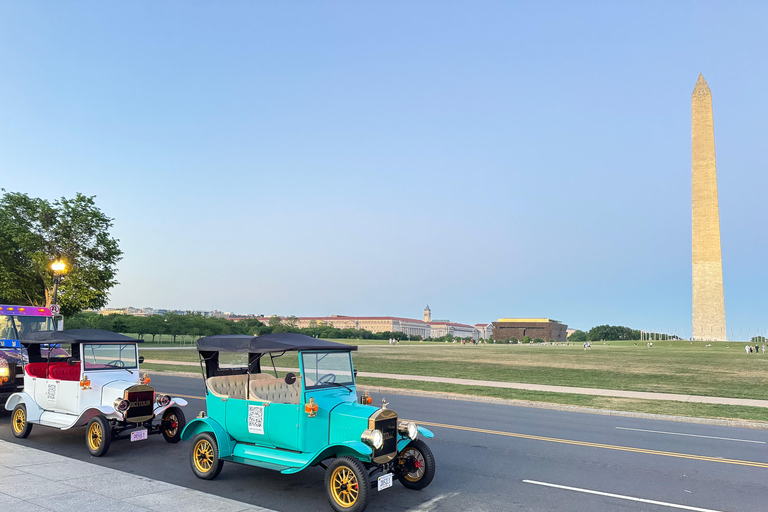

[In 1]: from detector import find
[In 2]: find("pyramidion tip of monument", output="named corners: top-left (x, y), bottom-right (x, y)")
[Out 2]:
top-left (693, 73), bottom-right (710, 94)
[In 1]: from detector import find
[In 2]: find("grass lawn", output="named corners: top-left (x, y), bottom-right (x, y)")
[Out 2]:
top-left (139, 339), bottom-right (768, 422)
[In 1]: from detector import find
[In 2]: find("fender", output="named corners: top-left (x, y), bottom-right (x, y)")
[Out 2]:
top-left (281, 441), bottom-right (373, 474)
top-left (153, 398), bottom-right (188, 417)
top-left (181, 417), bottom-right (236, 458)
top-left (4, 392), bottom-right (44, 422)
top-left (69, 406), bottom-right (116, 429)
top-left (397, 426), bottom-right (434, 452)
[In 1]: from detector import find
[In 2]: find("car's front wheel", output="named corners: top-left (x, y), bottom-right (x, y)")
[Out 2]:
top-left (396, 439), bottom-right (435, 490)
top-left (11, 404), bottom-right (32, 438)
top-left (161, 407), bottom-right (186, 443)
top-left (190, 432), bottom-right (224, 479)
top-left (86, 415), bottom-right (111, 457)
top-left (325, 456), bottom-right (370, 512)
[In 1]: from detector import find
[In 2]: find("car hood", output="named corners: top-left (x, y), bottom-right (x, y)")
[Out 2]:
top-left (328, 401), bottom-right (383, 444)
top-left (101, 379), bottom-right (151, 404)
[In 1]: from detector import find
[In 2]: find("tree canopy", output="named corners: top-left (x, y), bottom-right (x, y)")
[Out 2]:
top-left (0, 191), bottom-right (122, 315)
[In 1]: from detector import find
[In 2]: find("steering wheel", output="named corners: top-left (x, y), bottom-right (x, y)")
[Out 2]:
top-left (105, 360), bottom-right (126, 368)
top-left (317, 373), bottom-right (337, 384)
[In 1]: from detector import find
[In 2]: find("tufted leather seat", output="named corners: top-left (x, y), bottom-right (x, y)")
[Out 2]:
top-left (206, 373), bottom-right (301, 404)
top-left (49, 364), bottom-right (81, 381)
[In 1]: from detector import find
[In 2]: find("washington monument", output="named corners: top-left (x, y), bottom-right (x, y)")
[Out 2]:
top-left (691, 74), bottom-right (726, 341)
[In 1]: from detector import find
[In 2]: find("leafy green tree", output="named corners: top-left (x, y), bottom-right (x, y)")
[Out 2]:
top-left (508, 336), bottom-right (518, 344)
top-left (521, 336), bottom-right (532, 343)
top-left (0, 191), bottom-right (122, 315)
top-left (569, 330), bottom-right (587, 342)
top-left (268, 315), bottom-right (282, 328)
top-left (533, 338), bottom-right (544, 344)
top-left (751, 336), bottom-right (766, 343)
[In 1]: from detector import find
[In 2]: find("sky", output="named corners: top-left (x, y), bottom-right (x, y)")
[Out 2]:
top-left (1, 2), bottom-right (767, 336)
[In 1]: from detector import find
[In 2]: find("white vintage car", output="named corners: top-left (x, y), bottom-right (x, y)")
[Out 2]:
top-left (4, 329), bottom-right (187, 456)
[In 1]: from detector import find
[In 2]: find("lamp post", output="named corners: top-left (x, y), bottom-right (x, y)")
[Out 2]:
top-left (51, 260), bottom-right (66, 328)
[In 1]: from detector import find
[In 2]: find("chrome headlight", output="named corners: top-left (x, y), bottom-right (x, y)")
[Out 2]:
top-left (398, 421), bottom-right (418, 440)
top-left (361, 429), bottom-right (384, 450)
top-left (113, 398), bottom-right (130, 412)
top-left (156, 394), bottom-right (171, 406)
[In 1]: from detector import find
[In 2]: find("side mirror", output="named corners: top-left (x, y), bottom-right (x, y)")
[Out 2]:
top-left (66, 357), bottom-right (80, 366)
top-left (284, 372), bottom-right (296, 385)
top-left (138, 356), bottom-right (145, 364)
top-left (354, 369), bottom-right (358, 378)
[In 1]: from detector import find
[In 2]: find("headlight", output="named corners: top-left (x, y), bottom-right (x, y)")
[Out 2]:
top-left (0, 359), bottom-right (9, 378)
top-left (156, 394), bottom-right (171, 406)
top-left (398, 421), bottom-right (418, 440)
top-left (361, 429), bottom-right (384, 450)
top-left (113, 398), bottom-right (130, 412)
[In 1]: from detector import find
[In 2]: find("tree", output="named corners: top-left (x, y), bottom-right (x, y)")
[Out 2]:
top-left (569, 330), bottom-right (587, 342)
top-left (0, 191), bottom-right (122, 316)
top-left (521, 336), bottom-right (532, 343)
top-left (268, 316), bottom-right (282, 328)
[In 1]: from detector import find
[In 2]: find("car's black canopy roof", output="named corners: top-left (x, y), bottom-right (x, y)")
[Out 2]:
top-left (20, 329), bottom-right (141, 344)
top-left (196, 333), bottom-right (356, 354)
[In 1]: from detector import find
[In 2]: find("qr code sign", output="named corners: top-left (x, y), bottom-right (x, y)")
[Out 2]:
top-left (46, 382), bottom-right (57, 402)
top-left (248, 405), bottom-right (264, 435)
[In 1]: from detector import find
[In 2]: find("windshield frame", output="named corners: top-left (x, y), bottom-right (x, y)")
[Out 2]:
top-left (82, 343), bottom-right (139, 371)
top-left (300, 350), bottom-right (355, 391)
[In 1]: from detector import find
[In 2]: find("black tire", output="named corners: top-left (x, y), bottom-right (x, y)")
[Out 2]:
top-left (190, 432), bottom-right (224, 480)
top-left (325, 456), bottom-right (370, 512)
top-left (396, 439), bottom-right (435, 490)
top-left (11, 403), bottom-right (33, 438)
top-left (86, 415), bottom-right (111, 457)
top-left (161, 407), bottom-right (186, 443)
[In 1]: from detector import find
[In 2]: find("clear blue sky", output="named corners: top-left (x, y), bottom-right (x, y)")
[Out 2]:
top-left (2, 2), bottom-right (767, 337)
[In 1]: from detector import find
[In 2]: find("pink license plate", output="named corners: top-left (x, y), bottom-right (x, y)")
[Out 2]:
top-left (130, 429), bottom-right (148, 442)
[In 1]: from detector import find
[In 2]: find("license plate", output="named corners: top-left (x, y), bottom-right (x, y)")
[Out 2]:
top-left (378, 473), bottom-right (393, 491)
top-left (130, 429), bottom-right (148, 442)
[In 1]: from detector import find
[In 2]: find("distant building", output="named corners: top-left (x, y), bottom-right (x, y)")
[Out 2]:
top-left (475, 323), bottom-right (494, 340)
top-left (492, 318), bottom-right (568, 342)
top-left (293, 315), bottom-right (432, 339)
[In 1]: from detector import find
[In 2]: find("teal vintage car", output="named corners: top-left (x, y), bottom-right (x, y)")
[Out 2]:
top-left (181, 333), bottom-right (435, 512)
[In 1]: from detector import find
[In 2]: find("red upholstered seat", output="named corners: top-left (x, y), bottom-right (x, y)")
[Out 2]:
top-left (49, 364), bottom-right (81, 381)
top-left (25, 362), bottom-right (49, 378)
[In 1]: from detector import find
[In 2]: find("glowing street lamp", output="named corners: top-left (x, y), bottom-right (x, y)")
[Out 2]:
top-left (51, 260), bottom-right (67, 321)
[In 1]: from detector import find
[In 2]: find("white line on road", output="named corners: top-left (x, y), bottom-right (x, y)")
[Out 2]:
top-left (523, 480), bottom-right (725, 512)
top-left (615, 426), bottom-right (766, 444)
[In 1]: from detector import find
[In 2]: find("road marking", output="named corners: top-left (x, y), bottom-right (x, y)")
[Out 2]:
top-left (416, 420), bottom-right (768, 468)
top-left (523, 480), bottom-right (725, 512)
top-left (616, 426), bottom-right (766, 444)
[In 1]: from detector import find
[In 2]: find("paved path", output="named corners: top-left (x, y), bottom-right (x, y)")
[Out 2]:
top-left (143, 359), bottom-right (768, 408)
top-left (0, 440), bottom-right (275, 512)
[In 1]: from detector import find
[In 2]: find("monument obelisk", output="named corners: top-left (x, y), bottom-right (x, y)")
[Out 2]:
top-left (691, 74), bottom-right (726, 340)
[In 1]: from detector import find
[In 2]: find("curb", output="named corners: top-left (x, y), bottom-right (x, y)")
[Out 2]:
top-left (357, 385), bottom-right (768, 431)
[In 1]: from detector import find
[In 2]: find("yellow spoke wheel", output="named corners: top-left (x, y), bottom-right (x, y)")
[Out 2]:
top-left (402, 447), bottom-right (426, 482)
top-left (330, 466), bottom-right (359, 507)
top-left (88, 421), bottom-right (103, 451)
top-left (165, 413), bottom-right (178, 437)
top-left (12, 408), bottom-right (26, 434)
top-left (194, 439), bottom-right (214, 473)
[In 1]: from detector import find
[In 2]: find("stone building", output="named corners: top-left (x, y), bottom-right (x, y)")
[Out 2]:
top-left (492, 318), bottom-right (568, 342)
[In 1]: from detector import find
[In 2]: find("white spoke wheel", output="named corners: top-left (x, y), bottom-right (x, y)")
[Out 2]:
top-left (162, 407), bottom-right (186, 443)
top-left (190, 432), bottom-right (224, 480)
top-left (396, 439), bottom-right (435, 490)
top-left (86, 416), bottom-right (111, 457)
top-left (325, 456), bottom-right (370, 512)
top-left (11, 404), bottom-right (33, 438)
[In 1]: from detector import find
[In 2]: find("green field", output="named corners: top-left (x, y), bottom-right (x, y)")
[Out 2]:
top-left (139, 339), bottom-right (768, 422)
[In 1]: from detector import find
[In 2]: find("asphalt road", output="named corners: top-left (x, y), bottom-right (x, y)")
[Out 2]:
top-left (3, 373), bottom-right (768, 512)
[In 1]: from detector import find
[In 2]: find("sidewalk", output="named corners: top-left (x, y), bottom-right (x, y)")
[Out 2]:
top-left (0, 440), bottom-right (275, 512)
top-left (144, 359), bottom-right (768, 408)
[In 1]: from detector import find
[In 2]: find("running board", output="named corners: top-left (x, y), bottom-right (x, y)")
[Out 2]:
top-left (228, 443), bottom-right (313, 473)
top-left (38, 411), bottom-right (78, 430)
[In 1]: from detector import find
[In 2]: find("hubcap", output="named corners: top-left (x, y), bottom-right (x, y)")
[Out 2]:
top-left (165, 413), bottom-right (178, 437)
top-left (403, 448), bottom-right (425, 482)
top-left (194, 439), bottom-right (214, 472)
top-left (330, 465), bottom-right (359, 507)
top-left (13, 409), bottom-right (25, 433)
top-left (88, 422), bottom-right (103, 451)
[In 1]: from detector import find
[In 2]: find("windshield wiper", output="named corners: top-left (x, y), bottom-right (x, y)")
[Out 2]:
top-left (320, 382), bottom-right (353, 393)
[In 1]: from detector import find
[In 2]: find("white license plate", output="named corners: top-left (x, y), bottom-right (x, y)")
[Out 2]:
top-left (378, 473), bottom-right (393, 491)
top-left (130, 429), bottom-right (148, 442)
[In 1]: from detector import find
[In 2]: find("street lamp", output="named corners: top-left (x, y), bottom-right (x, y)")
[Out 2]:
top-left (51, 259), bottom-right (67, 314)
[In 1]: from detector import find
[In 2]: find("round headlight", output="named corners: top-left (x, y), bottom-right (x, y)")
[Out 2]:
top-left (361, 429), bottom-right (384, 450)
top-left (156, 394), bottom-right (171, 406)
top-left (407, 422), bottom-right (418, 440)
top-left (113, 398), bottom-right (130, 412)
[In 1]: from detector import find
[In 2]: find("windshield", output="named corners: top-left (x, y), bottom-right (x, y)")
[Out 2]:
top-left (0, 315), bottom-right (54, 341)
top-left (302, 351), bottom-right (354, 389)
top-left (82, 343), bottom-right (138, 370)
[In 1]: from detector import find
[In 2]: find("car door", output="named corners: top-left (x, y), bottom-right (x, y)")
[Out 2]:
top-left (266, 403), bottom-right (299, 451)
top-left (224, 397), bottom-right (274, 448)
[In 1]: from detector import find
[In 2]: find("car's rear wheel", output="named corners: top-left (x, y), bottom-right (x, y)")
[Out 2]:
top-left (161, 407), bottom-right (186, 443)
top-left (86, 415), bottom-right (111, 457)
top-left (11, 404), bottom-right (32, 438)
top-left (190, 432), bottom-right (224, 479)
top-left (325, 456), bottom-right (370, 512)
top-left (396, 439), bottom-right (435, 490)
